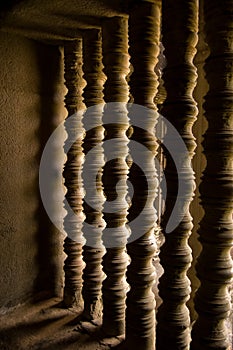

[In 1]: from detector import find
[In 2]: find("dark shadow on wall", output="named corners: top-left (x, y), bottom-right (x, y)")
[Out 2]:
top-left (33, 41), bottom-right (65, 300)
top-left (0, 0), bottom-right (25, 17)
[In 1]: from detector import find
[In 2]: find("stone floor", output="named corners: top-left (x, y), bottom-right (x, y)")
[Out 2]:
top-left (0, 297), bottom-right (125, 350)
top-left (0, 252), bottom-right (232, 350)
top-left (1, 294), bottom-right (233, 350)
top-left (0, 242), bottom-right (163, 350)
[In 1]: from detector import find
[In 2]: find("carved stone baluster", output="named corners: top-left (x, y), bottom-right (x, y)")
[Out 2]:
top-left (124, 2), bottom-right (161, 350)
top-left (63, 39), bottom-right (85, 308)
top-left (101, 17), bottom-right (130, 336)
top-left (156, 1), bottom-right (198, 349)
top-left (191, 1), bottom-right (233, 349)
top-left (81, 29), bottom-right (106, 321)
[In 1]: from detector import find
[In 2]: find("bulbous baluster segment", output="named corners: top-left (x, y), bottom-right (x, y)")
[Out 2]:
top-left (156, 1), bottom-right (198, 349)
top-left (191, 1), bottom-right (233, 349)
top-left (102, 17), bottom-right (129, 104)
top-left (128, 1), bottom-right (161, 110)
top-left (63, 237), bottom-right (83, 308)
top-left (63, 40), bottom-right (85, 308)
top-left (126, 113), bottom-right (159, 350)
top-left (64, 39), bottom-right (85, 115)
top-left (81, 29), bottom-right (106, 321)
top-left (82, 30), bottom-right (105, 108)
top-left (125, 2), bottom-right (161, 350)
top-left (101, 109), bottom-right (129, 336)
top-left (82, 114), bottom-right (105, 319)
top-left (101, 17), bottom-right (130, 336)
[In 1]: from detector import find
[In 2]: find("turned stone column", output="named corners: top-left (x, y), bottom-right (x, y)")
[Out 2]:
top-left (191, 1), bottom-right (233, 349)
top-left (63, 39), bottom-right (85, 308)
top-left (101, 16), bottom-right (130, 336)
top-left (124, 2), bottom-right (161, 350)
top-left (156, 1), bottom-right (198, 349)
top-left (81, 29), bottom-right (106, 320)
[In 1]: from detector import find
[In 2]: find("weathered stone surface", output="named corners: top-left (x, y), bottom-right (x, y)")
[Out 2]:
top-left (156, 1), bottom-right (198, 349)
top-left (191, 1), bottom-right (233, 349)
top-left (124, 2), bottom-right (161, 350)
top-left (63, 40), bottom-right (85, 309)
top-left (81, 29), bottom-right (106, 321)
top-left (101, 16), bottom-right (130, 337)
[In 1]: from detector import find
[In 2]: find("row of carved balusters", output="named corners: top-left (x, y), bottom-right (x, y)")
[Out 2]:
top-left (61, 5), bottom-right (165, 350)
top-left (60, 3), bottom-right (228, 350)
top-left (62, 8), bottom-right (161, 348)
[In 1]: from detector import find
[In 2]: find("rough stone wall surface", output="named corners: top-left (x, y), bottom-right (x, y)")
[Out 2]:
top-left (0, 31), bottom-right (65, 309)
